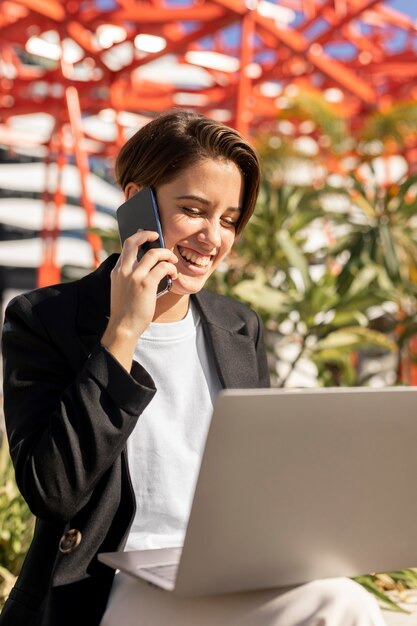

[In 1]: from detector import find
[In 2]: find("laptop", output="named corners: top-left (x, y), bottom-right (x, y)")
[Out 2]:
top-left (98, 386), bottom-right (417, 596)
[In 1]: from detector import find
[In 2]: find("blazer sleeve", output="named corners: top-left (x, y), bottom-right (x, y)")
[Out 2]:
top-left (2, 293), bottom-right (156, 523)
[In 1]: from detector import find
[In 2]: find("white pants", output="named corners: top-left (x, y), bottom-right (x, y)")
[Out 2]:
top-left (100, 572), bottom-right (387, 626)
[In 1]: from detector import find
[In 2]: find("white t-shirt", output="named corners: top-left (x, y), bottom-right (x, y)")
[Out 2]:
top-left (124, 302), bottom-right (222, 552)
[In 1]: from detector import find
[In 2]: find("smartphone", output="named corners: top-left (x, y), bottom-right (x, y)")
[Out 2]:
top-left (116, 186), bottom-right (172, 297)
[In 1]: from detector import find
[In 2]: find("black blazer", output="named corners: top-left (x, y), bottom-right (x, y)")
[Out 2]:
top-left (0, 254), bottom-right (270, 626)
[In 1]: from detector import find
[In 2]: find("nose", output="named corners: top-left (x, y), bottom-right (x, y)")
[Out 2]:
top-left (197, 219), bottom-right (222, 249)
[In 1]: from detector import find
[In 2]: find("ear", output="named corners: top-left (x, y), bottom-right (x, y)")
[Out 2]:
top-left (124, 182), bottom-right (142, 201)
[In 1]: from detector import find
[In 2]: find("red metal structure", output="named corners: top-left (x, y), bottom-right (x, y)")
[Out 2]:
top-left (0, 0), bottom-right (416, 285)
top-left (1, 1), bottom-right (416, 138)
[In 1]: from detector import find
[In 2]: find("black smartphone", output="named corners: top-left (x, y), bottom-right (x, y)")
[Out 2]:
top-left (116, 186), bottom-right (172, 297)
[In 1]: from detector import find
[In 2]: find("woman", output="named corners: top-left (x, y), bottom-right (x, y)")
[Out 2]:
top-left (1, 110), bottom-right (385, 626)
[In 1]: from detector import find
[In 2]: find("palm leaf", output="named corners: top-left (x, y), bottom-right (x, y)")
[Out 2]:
top-left (232, 278), bottom-right (294, 315)
top-left (276, 230), bottom-right (311, 290)
top-left (315, 327), bottom-right (397, 353)
top-left (379, 222), bottom-right (400, 281)
top-left (353, 576), bottom-right (409, 613)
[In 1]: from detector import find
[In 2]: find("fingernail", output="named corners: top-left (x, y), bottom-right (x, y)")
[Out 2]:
top-left (136, 228), bottom-right (143, 232)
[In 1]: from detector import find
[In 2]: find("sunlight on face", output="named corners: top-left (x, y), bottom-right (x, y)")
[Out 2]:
top-left (155, 158), bottom-right (244, 297)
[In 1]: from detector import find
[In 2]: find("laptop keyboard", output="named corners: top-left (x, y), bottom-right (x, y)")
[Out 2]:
top-left (141, 563), bottom-right (179, 583)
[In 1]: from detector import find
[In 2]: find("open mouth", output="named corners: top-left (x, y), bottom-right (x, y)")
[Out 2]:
top-left (178, 246), bottom-right (213, 269)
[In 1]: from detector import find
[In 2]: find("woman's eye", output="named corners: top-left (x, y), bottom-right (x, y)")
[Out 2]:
top-left (181, 207), bottom-right (237, 228)
top-left (183, 207), bottom-right (202, 217)
top-left (221, 217), bottom-right (237, 228)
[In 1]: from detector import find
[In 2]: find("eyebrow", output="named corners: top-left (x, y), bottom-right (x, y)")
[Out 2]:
top-left (175, 195), bottom-right (242, 212)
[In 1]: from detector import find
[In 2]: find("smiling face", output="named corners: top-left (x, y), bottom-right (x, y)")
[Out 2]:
top-left (154, 157), bottom-right (244, 298)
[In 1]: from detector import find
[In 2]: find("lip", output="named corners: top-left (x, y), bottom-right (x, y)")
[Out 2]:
top-left (176, 245), bottom-right (214, 276)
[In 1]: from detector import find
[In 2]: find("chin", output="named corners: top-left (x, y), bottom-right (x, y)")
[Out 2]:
top-left (171, 276), bottom-right (209, 296)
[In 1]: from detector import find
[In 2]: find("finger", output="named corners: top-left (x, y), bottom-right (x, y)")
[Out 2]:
top-left (126, 229), bottom-right (159, 245)
top-left (145, 261), bottom-right (178, 288)
top-left (122, 230), bottom-right (159, 252)
top-left (119, 230), bottom-right (160, 265)
top-left (136, 247), bottom-right (178, 272)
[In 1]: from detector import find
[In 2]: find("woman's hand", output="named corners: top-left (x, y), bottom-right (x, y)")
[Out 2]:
top-left (101, 230), bottom-right (178, 370)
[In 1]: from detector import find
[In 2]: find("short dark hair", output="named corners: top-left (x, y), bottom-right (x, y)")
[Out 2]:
top-left (115, 109), bottom-right (260, 234)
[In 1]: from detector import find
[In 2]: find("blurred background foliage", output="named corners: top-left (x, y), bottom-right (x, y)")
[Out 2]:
top-left (207, 93), bottom-right (417, 391)
top-left (209, 171), bottom-right (417, 389)
top-left (0, 437), bottom-right (34, 608)
top-left (2, 91), bottom-right (417, 611)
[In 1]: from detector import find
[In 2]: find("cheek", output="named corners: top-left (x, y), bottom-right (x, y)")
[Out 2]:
top-left (163, 216), bottom-right (196, 244)
top-left (162, 224), bottom-right (184, 247)
top-left (220, 232), bottom-right (235, 256)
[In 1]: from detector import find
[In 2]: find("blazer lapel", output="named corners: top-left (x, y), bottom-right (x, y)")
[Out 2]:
top-left (192, 291), bottom-right (260, 389)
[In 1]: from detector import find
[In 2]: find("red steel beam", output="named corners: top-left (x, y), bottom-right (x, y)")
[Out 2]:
top-left (313, 0), bottom-right (383, 45)
top-left (120, 11), bottom-right (235, 74)
top-left (66, 86), bottom-right (101, 266)
top-left (13, 0), bottom-right (65, 21)
top-left (256, 13), bottom-right (377, 104)
top-left (235, 10), bottom-right (255, 136)
top-left (108, 4), bottom-right (227, 24)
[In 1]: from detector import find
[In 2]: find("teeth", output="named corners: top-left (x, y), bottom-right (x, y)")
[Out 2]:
top-left (179, 247), bottom-right (211, 267)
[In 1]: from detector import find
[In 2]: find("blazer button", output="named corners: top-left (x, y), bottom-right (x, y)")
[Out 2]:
top-left (59, 529), bottom-right (82, 554)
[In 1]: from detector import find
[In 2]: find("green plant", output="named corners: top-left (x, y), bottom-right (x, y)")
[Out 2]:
top-left (360, 101), bottom-right (417, 153)
top-left (0, 435), bottom-right (35, 609)
top-left (354, 570), bottom-right (417, 614)
top-left (211, 179), bottom-right (399, 387)
top-left (328, 174), bottom-right (417, 292)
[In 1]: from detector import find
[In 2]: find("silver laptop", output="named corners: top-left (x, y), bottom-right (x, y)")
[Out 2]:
top-left (98, 386), bottom-right (417, 596)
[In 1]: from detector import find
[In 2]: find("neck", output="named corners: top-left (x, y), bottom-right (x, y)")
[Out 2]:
top-left (153, 292), bottom-right (190, 323)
